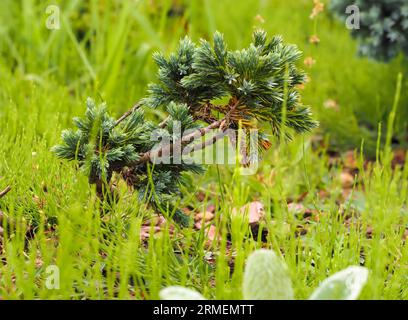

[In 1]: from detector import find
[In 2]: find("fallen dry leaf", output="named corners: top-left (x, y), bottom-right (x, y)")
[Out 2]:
top-left (340, 171), bottom-right (355, 189)
top-left (341, 188), bottom-right (353, 201)
top-left (206, 204), bottom-right (216, 213)
top-left (232, 201), bottom-right (265, 224)
top-left (181, 207), bottom-right (193, 215)
top-left (403, 229), bottom-right (408, 241)
top-left (145, 214), bottom-right (166, 226)
top-left (195, 222), bottom-right (220, 246)
top-left (195, 211), bottom-right (214, 222)
top-left (318, 189), bottom-right (330, 199)
top-left (344, 150), bottom-right (358, 170)
top-left (194, 220), bottom-right (210, 230)
top-left (196, 191), bottom-right (206, 202)
top-left (206, 225), bottom-right (217, 241)
top-left (392, 149), bottom-right (406, 168)
top-left (312, 211), bottom-right (321, 222)
top-left (288, 202), bottom-right (306, 215)
top-left (140, 226), bottom-right (162, 241)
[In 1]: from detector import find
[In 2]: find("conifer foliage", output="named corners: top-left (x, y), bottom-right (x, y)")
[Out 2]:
top-left (330, 0), bottom-right (408, 61)
top-left (53, 29), bottom-right (317, 225)
top-left (146, 29), bottom-right (316, 137)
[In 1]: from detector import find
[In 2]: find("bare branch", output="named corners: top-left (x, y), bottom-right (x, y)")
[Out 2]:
top-left (134, 116), bottom-right (228, 166)
top-left (183, 130), bottom-right (228, 156)
top-left (0, 186), bottom-right (11, 199)
top-left (159, 116), bottom-right (170, 128)
top-left (114, 102), bottom-right (143, 127)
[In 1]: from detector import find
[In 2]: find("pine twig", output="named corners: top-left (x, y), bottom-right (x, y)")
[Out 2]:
top-left (0, 186), bottom-right (11, 199)
top-left (159, 116), bottom-right (170, 128)
top-left (114, 102), bottom-right (142, 127)
top-left (115, 102), bottom-right (171, 129)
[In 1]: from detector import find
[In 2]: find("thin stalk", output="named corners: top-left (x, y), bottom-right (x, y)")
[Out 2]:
top-left (385, 72), bottom-right (403, 158)
top-left (0, 186), bottom-right (11, 199)
top-left (114, 102), bottom-right (143, 126)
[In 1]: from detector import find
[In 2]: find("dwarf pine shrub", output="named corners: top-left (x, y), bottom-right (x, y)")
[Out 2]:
top-left (330, 0), bottom-right (408, 61)
top-left (53, 29), bottom-right (317, 225)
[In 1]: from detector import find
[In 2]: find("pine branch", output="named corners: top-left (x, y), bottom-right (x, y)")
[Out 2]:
top-left (182, 130), bottom-right (227, 156)
top-left (135, 115), bottom-right (228, 165)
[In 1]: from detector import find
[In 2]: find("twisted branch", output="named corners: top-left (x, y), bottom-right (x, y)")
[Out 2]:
top-left (114, 98), bottom-right (239, 166)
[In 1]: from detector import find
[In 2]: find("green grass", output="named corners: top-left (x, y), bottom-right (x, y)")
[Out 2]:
top-left (0, 0), bottom-right (407, 299)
